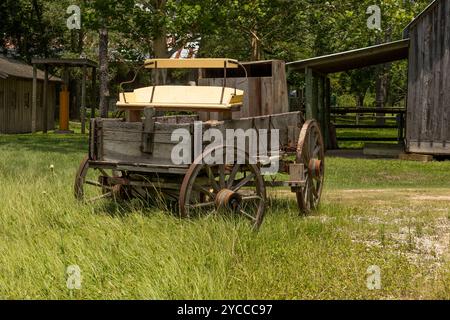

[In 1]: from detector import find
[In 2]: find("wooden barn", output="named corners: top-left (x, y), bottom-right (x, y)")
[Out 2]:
top-left (0, 56), bottom-right (60, 134)
top-left (287, 0), bottom-right (450, 156)
top-left (404, 0), bottom-right (450, 155)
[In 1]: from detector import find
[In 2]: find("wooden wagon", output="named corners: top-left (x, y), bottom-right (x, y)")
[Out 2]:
top-left (74, 59), bottom-right (325, 229)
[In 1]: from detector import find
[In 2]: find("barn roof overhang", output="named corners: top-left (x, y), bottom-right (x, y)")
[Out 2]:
top-left (0, 56), bottom-right (62, 82)
top-left (31, 58), bottom-right (98, 68)
top-left (287, 39), bottom-right (410, 74)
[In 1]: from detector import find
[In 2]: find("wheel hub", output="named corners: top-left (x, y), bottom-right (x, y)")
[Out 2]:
top-left (215, 189), bottom-right (242, 211)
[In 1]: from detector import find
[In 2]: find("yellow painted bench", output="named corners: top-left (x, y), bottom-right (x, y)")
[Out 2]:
top-left (117, 85), bottom-right (244, 113)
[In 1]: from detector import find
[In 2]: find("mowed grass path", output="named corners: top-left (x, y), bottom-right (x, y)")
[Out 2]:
top-left (0, 133), bottom-right (449, 299)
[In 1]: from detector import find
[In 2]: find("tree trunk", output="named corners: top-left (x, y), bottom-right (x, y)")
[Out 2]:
top-left (151, 0), bottom-right (168, 85)
top-left (251, 31), bottom-right (262, 61)
top-left (153, 34), bottom-right (168, 85)
top-left (99, 27), bottom-right (109, 118)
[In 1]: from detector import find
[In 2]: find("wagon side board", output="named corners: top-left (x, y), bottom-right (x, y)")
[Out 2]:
top-left (90, 111), bottom-right (304, 169)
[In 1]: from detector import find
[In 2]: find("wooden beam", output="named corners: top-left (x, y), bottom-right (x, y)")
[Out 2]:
top-left (81, 64), bottom-right (87, 134)
top-left (305, 68), bottom-right (314, 120)
top-left (91, 67), bottom-right (97, 118)
top-left (32, 64), bottom-right (37, 133)
top-left (144, 58), bottom-right (239, 69)
top-left (42, 66), bottom-right (48, 133)
top-left (399, 153), bottom-right (433, 162)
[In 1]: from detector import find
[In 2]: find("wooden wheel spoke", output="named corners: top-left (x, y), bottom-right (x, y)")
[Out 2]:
top-left (313, 145), bottom-right (321, 158)
top-left (97, 168), bottom-right (110, 177)
top-left (241, 195), bottom-right (263, 202)
top-left (219, 165), bottom-right (226, 188)
top-left (206, 167), bottom-right (220, 192)
top-left (193, 184), bottom-right (216, 199)
top-left (187, 202), bottom-right (215, 210)
top-left (239, 209), bottom-right (257, 222)
top-left (88, 192), bottom-right (113, 202)
top-left (85, 180), bottom-right (103, 188)
top-left (227, 164), bottom-right (240, 188)
top-left (232, 173), bottom-right (256, 192)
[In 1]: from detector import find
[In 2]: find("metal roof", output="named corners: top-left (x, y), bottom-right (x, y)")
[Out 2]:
top-left (287, 39), bottom-right (410, 74)
top-left (31, 58), bottom-right (97, 68)
top-left (0, 56), bottom-right (61, 81)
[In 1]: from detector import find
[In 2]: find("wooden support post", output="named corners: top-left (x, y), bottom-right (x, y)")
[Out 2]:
top-left (43, 66), bottom-right (48, 133)
top-left (317, 76), bottom-right (324, 130)
top-left (305, 68), bottom-right (314, 120)
top-left (81, 64), bottom-right (87, 134)
top-left (32, 64), bottom-right (37, 133)
top-left (324, 77), bottom-right (331, 149)
top-left (91, 67), bottom-right (97, 118)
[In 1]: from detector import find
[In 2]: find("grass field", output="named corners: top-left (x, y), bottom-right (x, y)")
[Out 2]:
top-left (0, 132), bottom-right (449, 300)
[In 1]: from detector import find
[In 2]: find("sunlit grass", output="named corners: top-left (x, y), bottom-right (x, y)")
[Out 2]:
top-left (0, 132), bottom-right (449, 299)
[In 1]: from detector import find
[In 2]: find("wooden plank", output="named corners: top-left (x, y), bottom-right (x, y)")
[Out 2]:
top-left (408, 141), bottom-right (450, 155)
top-left (261, 77), bottom-right (273, 116)
top-left (399, 153), bottom-right (433, 162)
top-left (363, 143), bottom-right (404, 157)
top-left (144, 58), bottom-right (239, 69)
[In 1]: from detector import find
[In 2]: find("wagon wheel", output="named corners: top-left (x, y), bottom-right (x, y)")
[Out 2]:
top-left (295, 120), bottom-right (325, 215)
top-left (179, 145), bottom-right (267, 230)
top-left (74, 156), bottom-right (124, 202)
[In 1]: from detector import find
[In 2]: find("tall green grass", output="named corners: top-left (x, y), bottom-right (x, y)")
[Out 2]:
top-left (0, 133), bottom-right (449, 299)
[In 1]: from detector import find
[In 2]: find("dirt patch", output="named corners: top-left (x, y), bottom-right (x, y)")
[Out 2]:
top-left (412, 195), bottom-right (450, 201)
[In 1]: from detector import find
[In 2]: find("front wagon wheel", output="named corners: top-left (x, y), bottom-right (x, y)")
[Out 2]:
top-left (74, 156), bottom-right (124, 203)
top-left (179, 145), bottom-right (267, 230)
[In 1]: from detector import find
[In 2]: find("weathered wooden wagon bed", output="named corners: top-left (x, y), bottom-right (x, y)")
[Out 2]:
top-left (75, 59), bottom-right (325, 229)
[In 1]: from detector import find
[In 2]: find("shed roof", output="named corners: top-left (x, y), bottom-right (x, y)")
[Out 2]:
top-left (31, 58), bottom-right (97, 68)
top-left (287, 39), bottom-right (409, 74)
top-left (0, 56), bottom-right (61, 82)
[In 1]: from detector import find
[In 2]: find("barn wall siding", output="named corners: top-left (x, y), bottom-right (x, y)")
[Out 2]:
top-left (407, 0), bottom-right (450, 155)
top-left (0, 77), bottom-right (56, 134)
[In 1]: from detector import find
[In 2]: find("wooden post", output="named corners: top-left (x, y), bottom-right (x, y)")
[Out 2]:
top-left (324, 77), bottom-right (331, 149)
top-left (43, 66), bottom-right (48, 133)
top-left (32, 64), bottom-right (37, 133)
top-left (305, 68), bottom-right (314, 120)
top-left (81, 64), bottom-right (87, 134)
top-left (91, 67), bottom-right (97, 118)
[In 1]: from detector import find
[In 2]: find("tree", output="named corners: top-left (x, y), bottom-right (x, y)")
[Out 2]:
top-left (83, 0), bottom-right (134, 117)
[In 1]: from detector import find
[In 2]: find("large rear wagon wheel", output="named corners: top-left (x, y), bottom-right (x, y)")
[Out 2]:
top-left (179, 146), bottom-right (267, 230)
top-left (296, 120), bottom-right (325, 215)
top-left (74, 156), bottom-right (124, 203)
